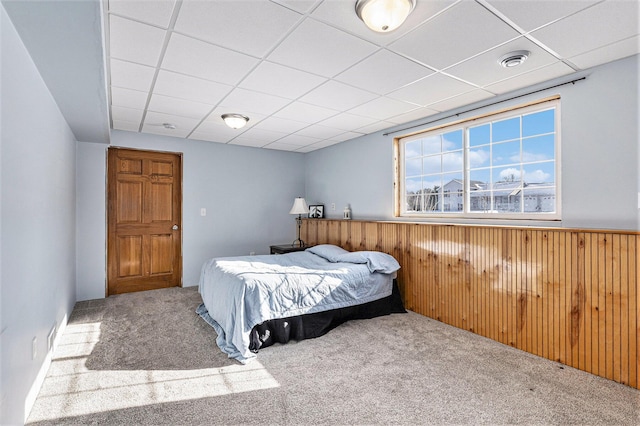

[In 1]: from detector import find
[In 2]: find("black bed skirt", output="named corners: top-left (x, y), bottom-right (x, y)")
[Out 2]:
top-left (249, 280), bottom-right (406, 353)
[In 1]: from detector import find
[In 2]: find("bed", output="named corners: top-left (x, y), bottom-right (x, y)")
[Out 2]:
top-left (197, 244), bottom-right (405, 363)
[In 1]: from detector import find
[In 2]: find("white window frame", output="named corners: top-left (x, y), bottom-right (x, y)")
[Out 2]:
top-left (395, 98), bottom-right (561, 221)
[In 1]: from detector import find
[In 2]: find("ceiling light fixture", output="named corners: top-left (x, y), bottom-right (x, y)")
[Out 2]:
top-left (355, 0), bottom-right (416, 33)
top-left (221, 113), bottom-right (249, 129)
top-left (499, 50), bottom-right (530, 68)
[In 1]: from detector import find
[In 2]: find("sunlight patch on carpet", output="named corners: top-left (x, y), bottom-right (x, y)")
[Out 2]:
top-left (27, 322), bottom-right (280, 422)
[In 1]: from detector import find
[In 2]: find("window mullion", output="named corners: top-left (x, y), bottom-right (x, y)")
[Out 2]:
top-left (464, 128), bottom-right (469, 214)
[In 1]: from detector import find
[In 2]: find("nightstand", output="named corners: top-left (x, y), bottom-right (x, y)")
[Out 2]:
top-left (270, 244), bottom-right (309, 255)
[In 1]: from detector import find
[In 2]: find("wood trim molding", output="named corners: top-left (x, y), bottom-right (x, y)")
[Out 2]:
top-left (302, 219), bottom-right (639, 389)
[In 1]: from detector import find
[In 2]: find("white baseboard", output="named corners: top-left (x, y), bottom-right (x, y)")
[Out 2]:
top-left (24, 313), bottom-right (68, 424)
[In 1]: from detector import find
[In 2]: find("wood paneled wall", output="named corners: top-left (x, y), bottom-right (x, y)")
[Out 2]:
top-left (301, 219), bottom-right (639, 389)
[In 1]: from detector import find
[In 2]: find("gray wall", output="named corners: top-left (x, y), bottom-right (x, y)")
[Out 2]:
top-left (305, 55), bottom-right (640, 231)
top-left (76, 131), bottom-right (305, 301)
top-left (1, 5), bottom-right (77, 424)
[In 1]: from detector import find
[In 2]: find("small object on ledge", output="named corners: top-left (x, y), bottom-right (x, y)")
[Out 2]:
top-left (343, 204), bottom-right (352, 220)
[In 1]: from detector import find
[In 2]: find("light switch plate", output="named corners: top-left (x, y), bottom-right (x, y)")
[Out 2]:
top-left (200, 208), bottom-right (206, 216)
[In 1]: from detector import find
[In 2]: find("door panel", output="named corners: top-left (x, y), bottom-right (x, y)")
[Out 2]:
top-left (107, 148), bottom-right (182, 295)
top-left (150, 183), bottom-right (172, 221)
top-left (151, 160), bottom-right (173, 176)
top-left (150, 234), bottom-right (173, 275)
top-left (117, 236), bottom-right (143, 278)
top-left (117, 181), bottom-right (143, 223)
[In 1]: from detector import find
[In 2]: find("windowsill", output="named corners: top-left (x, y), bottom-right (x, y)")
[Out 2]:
top-left (303, 217), bottom-right (639, 234)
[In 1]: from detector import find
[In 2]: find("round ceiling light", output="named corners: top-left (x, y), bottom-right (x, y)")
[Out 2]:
top-left (499, 50), bottom-right (530, 68)
top-left (355, 0), bottom-right (416, 33)
top-left (221, 113), bottom-right (250, 129)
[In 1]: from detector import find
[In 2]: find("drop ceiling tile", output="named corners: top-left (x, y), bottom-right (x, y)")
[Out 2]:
top-left (112, 120), bottom-right (141, 132)
top-left (318, 113), bottom-right (379, 131)
top-left (271, 0), bottom-right (319, 13)
top-left (252, 116), bottom-right (310, 134)
top-left (356, 121), bottom-right (396, 134)
top-left (153, 70), bottom-right (232, 105)
top-left (273, 101), bottom-right (339, 123)
top-left (329, 132), bottom-right (365, 142)
top-left (335, 50), bottom-right (434, 95)
top-left (311, 0), bottom-right (456, 46)
top-left (389, 73), bottom-right (477, 106)
top-left (189, 128), bottom-right (238, 143)
top-left (485, 0), bottom-right (599, 32)
top-left (175, 0), bottom-right (301, 58)
top-left (445, 37), bottom-right (560, 86)
top-left (189, 131), bottom-right (232, 144)
top-left (302, 139), bottom-right (343, 151)
top-left (295, 124), bottom-right (344, 139)
top-left (531, 1), bottom-right (640, 59)
top-left (219, 88), bottom-right (291, 116)
top-left (111, 87), bottom-right (148, 110)
top-left (484, 61), bottom-right (575, 94)
top-left (237, 127), bottom-right (289, 143)
top-left (148, 94), bottom-right (212, 119)
top-left (386, 107), bottom-right (440, 125)
top-left (108, 0), bottom-right (176, 28)
top-left (267, 18), bottom-right (378, 77)
top-left (390, 1), bottom-right (520, 69)
top-left (427, 89), bottom-right (495, 113)
top-left (187, 132), bottom-right (229, 144)
top-left (263, 142), bottom-right (302, 151)
top-left (299, 81), bottom-right (378, 110)
top-left (228, 137), bottom-right (269, 148)
top-left (276, 134), bottom-right (323, 147)
top-left (142, 111), bottom-right (200, 136)
top-left (348, 96), bottom-right (420, 120)
top-left (162, 33), bottom-right (259, 85)
top-left (238, 61), bottom-right (327, 100)
top-left (109, 16), bottom-right (166, 66)
top-left (295, 144), bottom-right (322, 153)
top-left (110, 59), bottom-right (156, 92)
top-left (569, 35), bottom-right (640, 69)
top-left (112, 105), bottom-right (144, 123)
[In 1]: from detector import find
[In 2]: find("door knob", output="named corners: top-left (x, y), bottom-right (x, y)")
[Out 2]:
top-left (172, 224), bottom-right (179, 230)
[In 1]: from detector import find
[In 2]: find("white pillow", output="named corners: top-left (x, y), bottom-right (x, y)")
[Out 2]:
top-left (336, 251), bottom-right (401, 274)
top-left (305, 244), bottom-right (349, 262)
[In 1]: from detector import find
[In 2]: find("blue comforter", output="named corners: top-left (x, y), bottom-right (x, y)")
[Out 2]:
top-left (198, 246), bottom-right (399, 363)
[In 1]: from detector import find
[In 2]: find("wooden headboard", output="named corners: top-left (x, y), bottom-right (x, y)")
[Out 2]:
top-left (301, 219), bottom-right (639, 389)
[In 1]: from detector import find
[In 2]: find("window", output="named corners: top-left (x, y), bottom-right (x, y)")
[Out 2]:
top-left (397, 99), bottom-right (559, 220)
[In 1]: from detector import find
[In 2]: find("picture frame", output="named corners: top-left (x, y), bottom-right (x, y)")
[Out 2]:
top-left (309, 204), bottom-right (324, 219)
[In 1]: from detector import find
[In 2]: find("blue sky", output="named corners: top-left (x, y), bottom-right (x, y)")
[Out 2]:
top-left (405, 107), bottom-right (556, 191)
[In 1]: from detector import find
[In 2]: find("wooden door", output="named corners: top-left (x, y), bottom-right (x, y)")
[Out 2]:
top-left (107, 147), bottom-right (182, 296)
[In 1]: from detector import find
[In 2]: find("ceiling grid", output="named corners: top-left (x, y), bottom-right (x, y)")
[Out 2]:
top-left (106, 0), bottom-right (639, 152)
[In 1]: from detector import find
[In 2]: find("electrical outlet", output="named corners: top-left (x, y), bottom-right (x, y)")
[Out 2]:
top-left (32, 337), bottom-right (37, 360)
top-left (200, 208), bottom-right (206, 216)
top-left (331, 203), bottom-right (336, 211)
top-left (250, 251), bottom-right (255, 256)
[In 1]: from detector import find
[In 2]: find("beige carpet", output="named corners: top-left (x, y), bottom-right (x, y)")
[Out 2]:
top-left (27, 286), bottom-right (639, 425)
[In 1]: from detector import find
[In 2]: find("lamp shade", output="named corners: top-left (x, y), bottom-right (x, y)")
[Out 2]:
top-left (355, 0), bottom-right (415, 33)
top-left (221, 113), bottom-right (249, 129)
top-left (289, 197), bottom-right (309, 215)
